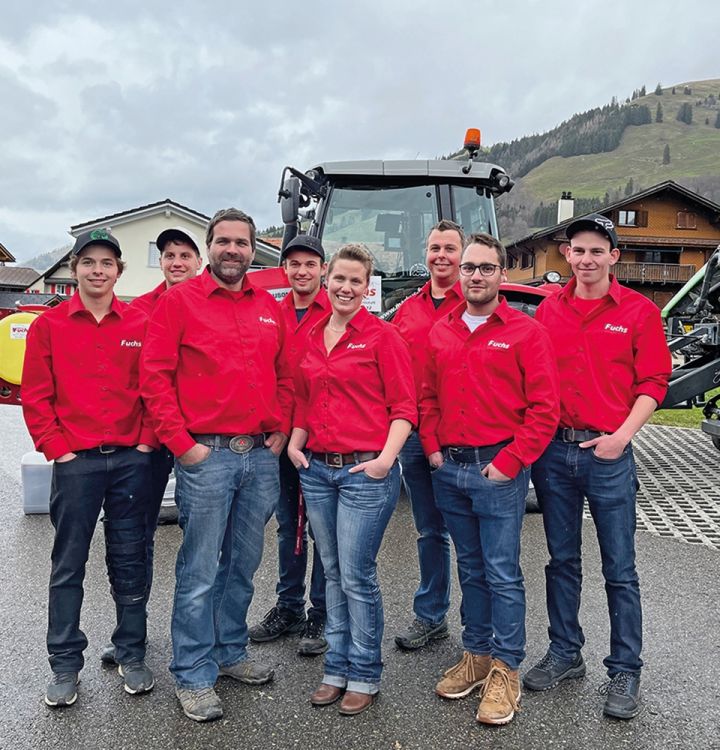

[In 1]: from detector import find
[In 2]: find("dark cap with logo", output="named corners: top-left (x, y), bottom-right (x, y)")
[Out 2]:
top-left (156, 226), bottom-right (201, 255)
top-left (279, 234), bottom-right (325, 264)
top-left (566, 213), bottom-right (618, 249)
top-left (71, 229), bottom-right (122, 257)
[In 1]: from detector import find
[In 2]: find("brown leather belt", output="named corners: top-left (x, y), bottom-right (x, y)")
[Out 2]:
top-left (310, 451), bottom-right (381, 468)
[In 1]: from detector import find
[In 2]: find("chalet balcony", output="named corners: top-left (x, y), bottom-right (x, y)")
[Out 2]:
top-left (613, 262), bottom-right (696, 284)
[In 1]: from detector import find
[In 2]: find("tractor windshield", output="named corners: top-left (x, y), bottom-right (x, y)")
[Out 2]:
top-left (319, 183), bottom-right (495, 277)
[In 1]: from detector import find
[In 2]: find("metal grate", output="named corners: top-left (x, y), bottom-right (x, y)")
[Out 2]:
top-left (583, 425), bottom-right (720, 551)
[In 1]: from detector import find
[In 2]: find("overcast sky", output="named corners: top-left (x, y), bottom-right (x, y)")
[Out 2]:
top-left (1, 0), bottom-right (718, 262)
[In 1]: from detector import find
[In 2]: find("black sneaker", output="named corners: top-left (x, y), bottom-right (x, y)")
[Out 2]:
top-left (298, 613), bottom-right (328, 656)
top-left (45, 672), bottom-right (79, 707)
top-left (523, 650), bottom-right (586, 691)
top-left (100, 642), bottom-right (117, 666)
top-left (394, 617), bottom-right (449, 651)
top-left (600, 671), bottom-right (641, 719)
top-left (248, 606), bottom-right (306, 643)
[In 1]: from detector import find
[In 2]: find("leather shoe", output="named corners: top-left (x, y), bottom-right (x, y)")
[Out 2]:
top-left (310, 683), bottom-right (344, 706)
top-left (339, 690), bottom-right (376, 715)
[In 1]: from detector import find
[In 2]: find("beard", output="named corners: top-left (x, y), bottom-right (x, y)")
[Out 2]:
top-left (208, 253), bottom-right (251, 285)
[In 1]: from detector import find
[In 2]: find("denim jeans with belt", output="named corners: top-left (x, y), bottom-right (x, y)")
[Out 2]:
top-left (171, 444), bottom-right (279, 689)
top-left (399, 432), bottom-right (451, 626)
top-left (532, 440), bottom-right (642, 676)
top-left (300, 457), bottom-right (401, 694)
top-left (431, 457), bottom-right (529, 670)
top-left (274, 451), bottom-right (326, 617)
top-left (47, 447), bottom-right (150, 673)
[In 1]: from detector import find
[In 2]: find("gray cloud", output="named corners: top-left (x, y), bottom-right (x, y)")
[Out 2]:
top-left (1, 0), bottom-right (719, 261)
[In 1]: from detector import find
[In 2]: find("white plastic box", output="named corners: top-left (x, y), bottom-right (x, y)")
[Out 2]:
top-left (21, 451), bottom-right (53, 514)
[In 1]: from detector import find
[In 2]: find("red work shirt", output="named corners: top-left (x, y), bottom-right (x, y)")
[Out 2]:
top-left (294, 306), bottom-right (417, 453)
top-left (129, 280), bottom-right (166, 316)
top-left (393, 280), bottom-right (463, 396)
top-left (534, 275), bottom-right (671, 432)
top-left (420, 297), bottom-right (560, 478)
top-left (22, 294), bottom-right (157, 460)
top-left (140, 268), bottom-right (294, 457)
top-left (279, 287), bottom-right (331, 372)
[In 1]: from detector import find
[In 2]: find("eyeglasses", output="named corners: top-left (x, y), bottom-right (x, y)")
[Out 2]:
top-left (459, 262), bottom-right (503, 277)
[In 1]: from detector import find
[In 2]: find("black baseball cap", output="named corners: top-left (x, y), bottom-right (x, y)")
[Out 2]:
top-left (156, 226), bottom-right (201, 255)
top-left (71, 229), bottom-right (122, 257)
top-left (566, 213), bottom-right (618, 248)
top-left (279, 234), bottom-right (325, 264)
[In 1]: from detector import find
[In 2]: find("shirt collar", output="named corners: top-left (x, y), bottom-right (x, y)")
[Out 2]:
top-left (560, 274), bottom-right (622, 305)
top-left (68, 292), bottom-right (124, 318)
top-left (281, 285), bottom-right (330, 312)
top-left (199, 266), bottom-right (255, 298)
top-left (447, 295), bottom-right (511, 325)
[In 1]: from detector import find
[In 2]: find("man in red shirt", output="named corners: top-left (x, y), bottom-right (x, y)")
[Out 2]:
top-left (99, 226), bottom-right (202, 667)
top-left (22, 230), bottom-right (157, 708)
top-left (141, 208), bottom-right (293, 722)
top-left (420, 232), bottom-right (559, 726)
top-left (249, 235), bottom-right (330, 655)
top-left (392, 220), bottom-right (464, 651)
top-left (524, 214), bottom-right (671, 720)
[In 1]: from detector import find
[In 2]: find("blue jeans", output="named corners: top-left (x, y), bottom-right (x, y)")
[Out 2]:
top-left (432, 458), bottom-right (529, 670)
top-left (47, 448), bottom-right (150, 672)
top-left (399, 432), bottom-right (451, 626)
top-left (300, 458), bottom-right (401, 694)
top-left (532, 440), bottom-right (642, 676)
top-left (171, 445), bottom-right (279, 689)
top-left (275, 451), bottom-right (326, 617)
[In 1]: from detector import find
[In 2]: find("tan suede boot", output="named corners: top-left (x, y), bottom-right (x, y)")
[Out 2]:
top-left (476, 658), bottom-right (521, 725)
top-left (435, 651), bottom-right (492, 699)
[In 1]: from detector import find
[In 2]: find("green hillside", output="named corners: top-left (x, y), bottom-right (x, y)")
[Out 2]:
top-left (494, 79), bottom-right (720, 241)
top-left (522, 80), bottom-right (720, 200)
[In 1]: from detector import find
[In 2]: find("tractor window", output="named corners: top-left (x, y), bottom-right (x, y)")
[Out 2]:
top-left (320, 185), bottom-right (439, 276)
top-left (452, 185), bottom-right (495, 237)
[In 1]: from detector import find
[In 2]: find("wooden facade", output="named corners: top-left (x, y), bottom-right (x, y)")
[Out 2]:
top-left (506, 181), bottom-right (720, 308)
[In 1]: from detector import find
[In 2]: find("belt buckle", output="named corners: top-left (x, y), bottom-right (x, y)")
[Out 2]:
top-left (99, 445), bottom-right (116, 454)
top-left (564, 428), bottom-right (576, 443)
top-left (326, 453), bottom-right (343, 468)
top-left (229, 435), bottom-right (254, 454)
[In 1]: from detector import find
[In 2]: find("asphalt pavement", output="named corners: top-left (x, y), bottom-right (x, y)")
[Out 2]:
top-left (1, 407), bottom-right (719, 750)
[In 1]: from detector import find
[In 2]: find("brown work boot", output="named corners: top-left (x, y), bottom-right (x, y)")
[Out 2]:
top-left (435, 651), bottom-right (492, 699)
top-left (476, 658), bottom-right (521, 725)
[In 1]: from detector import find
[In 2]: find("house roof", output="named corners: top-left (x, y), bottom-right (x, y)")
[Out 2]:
top-left (0, 266), bottom-right (41, 288)
top-left (0, 241), bottom-right (15, 263)
top-left (70, 198), bottom-right (211, 234)
top-left (0, 291), bottom-right (65, 311)
top-left (507, 180), bottom-right (720, 250)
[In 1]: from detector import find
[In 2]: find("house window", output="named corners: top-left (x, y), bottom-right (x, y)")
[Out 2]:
top-left (147, 242), bottom-right (160, 267)
top-left (636, 250), bottom-right (681, 264)
top-left (520, 253), bottom-right (533, 270)
top-left (507, 254), bottom-right (518, 269)
top-left (49, 283), bottom-right (74, 295)
top-left (677, 211), bottom-right (697, 229)
top-left (618, 210), bottom-right (637, 226)
top-left (617, 209), bottom-right (648, 227)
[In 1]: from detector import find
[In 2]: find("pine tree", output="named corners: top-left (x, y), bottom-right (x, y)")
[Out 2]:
top-left (655, 83), bottom-right (663, 95)
top-left (655, 102), bottom-right (664, 122)
top-left (663, 144), bottom-right (671, 164)
top-left (625, 178), bottom-right (634, 196)
top-left (640, 85), bottom-right (646, 96)
top-left (715, 111), bottom-right (720, 129)
top-left (672, 86), bottom-right (676, 94)
top-left (676, 103), bottom-right (693, 124)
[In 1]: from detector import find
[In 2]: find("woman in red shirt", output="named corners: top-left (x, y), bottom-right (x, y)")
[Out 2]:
top-left (288, 244), bottom-right (416, 715)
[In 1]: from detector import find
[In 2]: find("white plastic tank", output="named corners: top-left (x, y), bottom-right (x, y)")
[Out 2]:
top-left (21, 451), bottom-right (53, 514)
